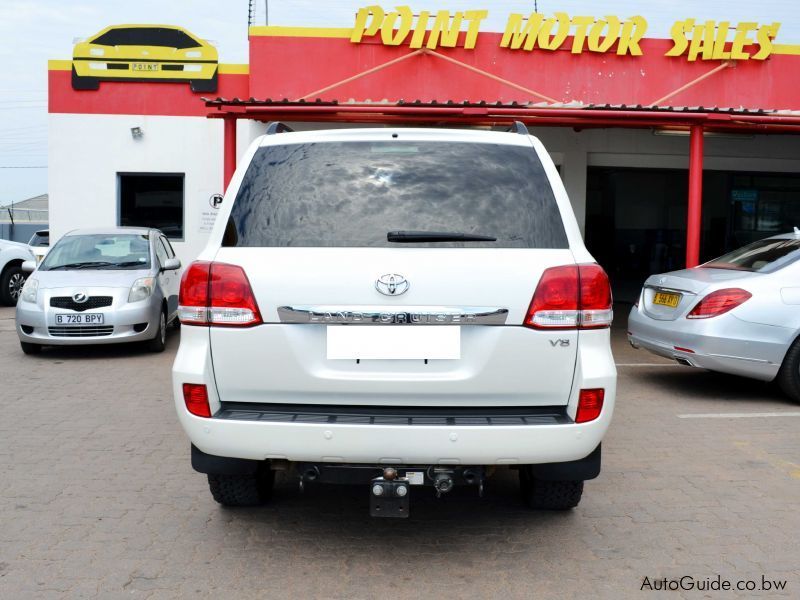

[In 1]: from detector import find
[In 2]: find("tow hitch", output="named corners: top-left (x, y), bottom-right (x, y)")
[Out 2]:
top-left (297, 463), bottom-right (488, 518)
top-left (370, 468), bottom-right (410, 518)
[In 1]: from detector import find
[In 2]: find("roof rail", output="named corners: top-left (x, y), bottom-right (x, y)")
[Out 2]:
top-left (265, 122), bottom-right (294, 135)
top-left (509, 121), bottom-right (529, 135)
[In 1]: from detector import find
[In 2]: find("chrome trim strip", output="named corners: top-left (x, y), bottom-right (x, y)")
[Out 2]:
top-left (277, 305), bottom-right (509, 325)
top-left (643, 284), bottom-right (696, 296)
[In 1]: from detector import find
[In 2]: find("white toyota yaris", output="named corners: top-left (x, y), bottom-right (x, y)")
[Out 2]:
top-left (172, 124), bottom-right (617, 517)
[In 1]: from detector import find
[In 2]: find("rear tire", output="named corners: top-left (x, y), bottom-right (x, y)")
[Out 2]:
top-left (20, 341), bottom-right (42, 355)
top-left (207, 469), bottom-right (275, 507)
top-left (777, 336), bottom-right (800, 403)
top-left (519, 467), bottom-right (583, 510)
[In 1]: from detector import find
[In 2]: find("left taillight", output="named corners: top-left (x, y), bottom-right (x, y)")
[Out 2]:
top-left (178, 261), bottom-right (262, 327)
top-left (686, 288), bottom-right (751, 319)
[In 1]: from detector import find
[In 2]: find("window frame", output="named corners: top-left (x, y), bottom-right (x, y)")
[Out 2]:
top-left (117, 172), bottom-right (186, 242)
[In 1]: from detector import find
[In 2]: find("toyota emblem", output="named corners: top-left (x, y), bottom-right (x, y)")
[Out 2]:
top-left (375, 274), bottom-right (409, 296)
top-left (72, 292), bottom-right (88, 303)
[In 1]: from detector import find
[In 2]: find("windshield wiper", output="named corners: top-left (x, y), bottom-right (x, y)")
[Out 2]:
top-left (47, 261), bottom-right (116, 270)
top-left (96, 261), bottom-right (147, 269)
top-left (387, 230), bottom-right (497, 243)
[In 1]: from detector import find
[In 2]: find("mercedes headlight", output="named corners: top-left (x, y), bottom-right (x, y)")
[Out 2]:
top-left (128, 277), bottom-right (155, 303)
top-left (20, 278), bottom-right (38, 303)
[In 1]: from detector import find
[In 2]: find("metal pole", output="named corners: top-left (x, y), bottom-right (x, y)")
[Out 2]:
top-left (686, 124), bottom-right (704, 268)
top-left (265, 0), bottom-right (269, 25)
top-left (223, 117), bottom-right (237, 191)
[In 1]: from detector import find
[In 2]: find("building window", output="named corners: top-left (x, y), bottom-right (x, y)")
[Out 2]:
top-left (118, 173), bottom-right (184, 240)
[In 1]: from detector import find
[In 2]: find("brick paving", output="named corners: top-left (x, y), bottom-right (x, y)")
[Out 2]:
top-left (1, 305), bottom-right (798, 599)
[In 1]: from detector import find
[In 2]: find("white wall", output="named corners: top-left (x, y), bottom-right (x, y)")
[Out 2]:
top-left (48, 114), bottom-right (236, 266)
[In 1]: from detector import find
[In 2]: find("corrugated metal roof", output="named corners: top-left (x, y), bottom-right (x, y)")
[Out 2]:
top-left (203, 97), bottom-right (800, 116)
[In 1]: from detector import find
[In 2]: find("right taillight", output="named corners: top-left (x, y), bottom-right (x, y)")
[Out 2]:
top-left (686, 288), bottom-right (751, 319)
top-left (525, 263), bottom-right (613, 329)
top-left (576, 388), bottom-right (604, 423)
top-left (178, 261), bottom-right (262, 327)
top-left (183, 383), bottom-right (211, 418)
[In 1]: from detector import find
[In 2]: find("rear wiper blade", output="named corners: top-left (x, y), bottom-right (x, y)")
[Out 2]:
top-left (387, 230), bottom-right (497, 243)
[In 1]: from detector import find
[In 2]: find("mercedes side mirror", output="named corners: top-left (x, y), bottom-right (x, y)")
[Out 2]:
top-left (163, 258), bottom-right (181, 271)
top-left (21, 260), bottom-right (36, 273)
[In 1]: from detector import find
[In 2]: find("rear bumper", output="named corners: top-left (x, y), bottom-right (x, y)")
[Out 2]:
top-left (173, 325), bottom-right (616, 465)
top-left (627, 305), bottom-right (785, 381)
top-left (178, 408), bottom-right (608, 465)
top-left (191, 443), bottom-right (603, 481)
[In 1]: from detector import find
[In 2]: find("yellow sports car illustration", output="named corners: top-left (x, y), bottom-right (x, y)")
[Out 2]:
top-left (72, 24), bottom-right (218, 92)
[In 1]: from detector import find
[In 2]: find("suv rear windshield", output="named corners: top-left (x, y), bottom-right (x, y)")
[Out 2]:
top-left (703, 237), bottom-right (800, 273)
top-left (228, 141), bottom-right (568, 248)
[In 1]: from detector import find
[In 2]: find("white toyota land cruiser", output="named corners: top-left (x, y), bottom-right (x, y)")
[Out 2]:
top-left (173, 123), bottom-right (616, 517)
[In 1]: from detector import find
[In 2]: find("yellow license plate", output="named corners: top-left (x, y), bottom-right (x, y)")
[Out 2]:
top-left (653, 292), bottom-right (680, 308)
top-left (132, 63), bottom-right (159, 72)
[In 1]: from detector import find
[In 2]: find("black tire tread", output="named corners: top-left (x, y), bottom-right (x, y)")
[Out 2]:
top-left (207, 470), bottom-right (274, 507)
top-left (777, 336), bottom-right (800, 403)
top-left (1, 264), bottom-right (25, 306)
top-left (146, 310), bottom-right (166, 353)
top-left (20, 341), bottom-right (42, 355)
top-left (520, 469), bottom-right (584, 510)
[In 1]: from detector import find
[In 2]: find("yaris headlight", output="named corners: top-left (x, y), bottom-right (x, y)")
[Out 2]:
top-left (20, 277), bottom-right (38, 303)
top-left (128, 277), bottom-right (155, 303)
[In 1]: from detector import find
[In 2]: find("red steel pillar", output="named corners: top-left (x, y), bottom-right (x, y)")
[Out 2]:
top-left (686, 124), bottom-right (704, 268)
top-left (223, 116), bottom-right (237, 191)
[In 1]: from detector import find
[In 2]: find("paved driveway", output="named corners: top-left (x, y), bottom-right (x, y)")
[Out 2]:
top-left (1, 305), bottom-right (798, 598)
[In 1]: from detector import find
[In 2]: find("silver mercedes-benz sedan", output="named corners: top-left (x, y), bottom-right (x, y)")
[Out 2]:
top-left (628, 232), bottom-right (800, 402)
top-left (15, 227), bottom-right (181, 354)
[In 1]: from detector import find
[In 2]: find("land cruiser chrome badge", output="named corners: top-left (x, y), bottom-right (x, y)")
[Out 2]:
top-left (376, 274), bottom-right (409, 296)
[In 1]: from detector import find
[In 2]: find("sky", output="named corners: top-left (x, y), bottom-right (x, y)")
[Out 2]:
top-left (0, 0), bottom-right (797, 206)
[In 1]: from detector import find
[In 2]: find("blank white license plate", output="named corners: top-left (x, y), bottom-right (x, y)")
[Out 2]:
top-left (56, 313), bottom-right (104, 325)
top-left (327, 326), bottom-right (460, 360)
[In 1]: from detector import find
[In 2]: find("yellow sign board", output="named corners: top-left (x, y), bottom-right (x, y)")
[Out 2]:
top-left (350, 6), bottom-right (782, 61)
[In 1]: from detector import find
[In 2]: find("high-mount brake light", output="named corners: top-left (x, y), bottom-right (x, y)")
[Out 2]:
top-left (686, 288), bottom-right (751, 319)
top-left (525, 264), bottom-right (613, 329)
top-left (178, 261), bottom-right (262, 327)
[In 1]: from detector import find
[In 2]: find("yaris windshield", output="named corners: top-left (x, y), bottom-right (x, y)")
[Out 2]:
top-left (40, 234), bottom-right (151, 270)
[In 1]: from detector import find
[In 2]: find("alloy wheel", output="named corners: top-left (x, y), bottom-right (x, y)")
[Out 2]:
top-left (8, 273), bottom-right (26, 301)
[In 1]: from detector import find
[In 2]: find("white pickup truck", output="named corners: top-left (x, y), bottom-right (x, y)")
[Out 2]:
top-left (172, 124), bottom-right (617, 517)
